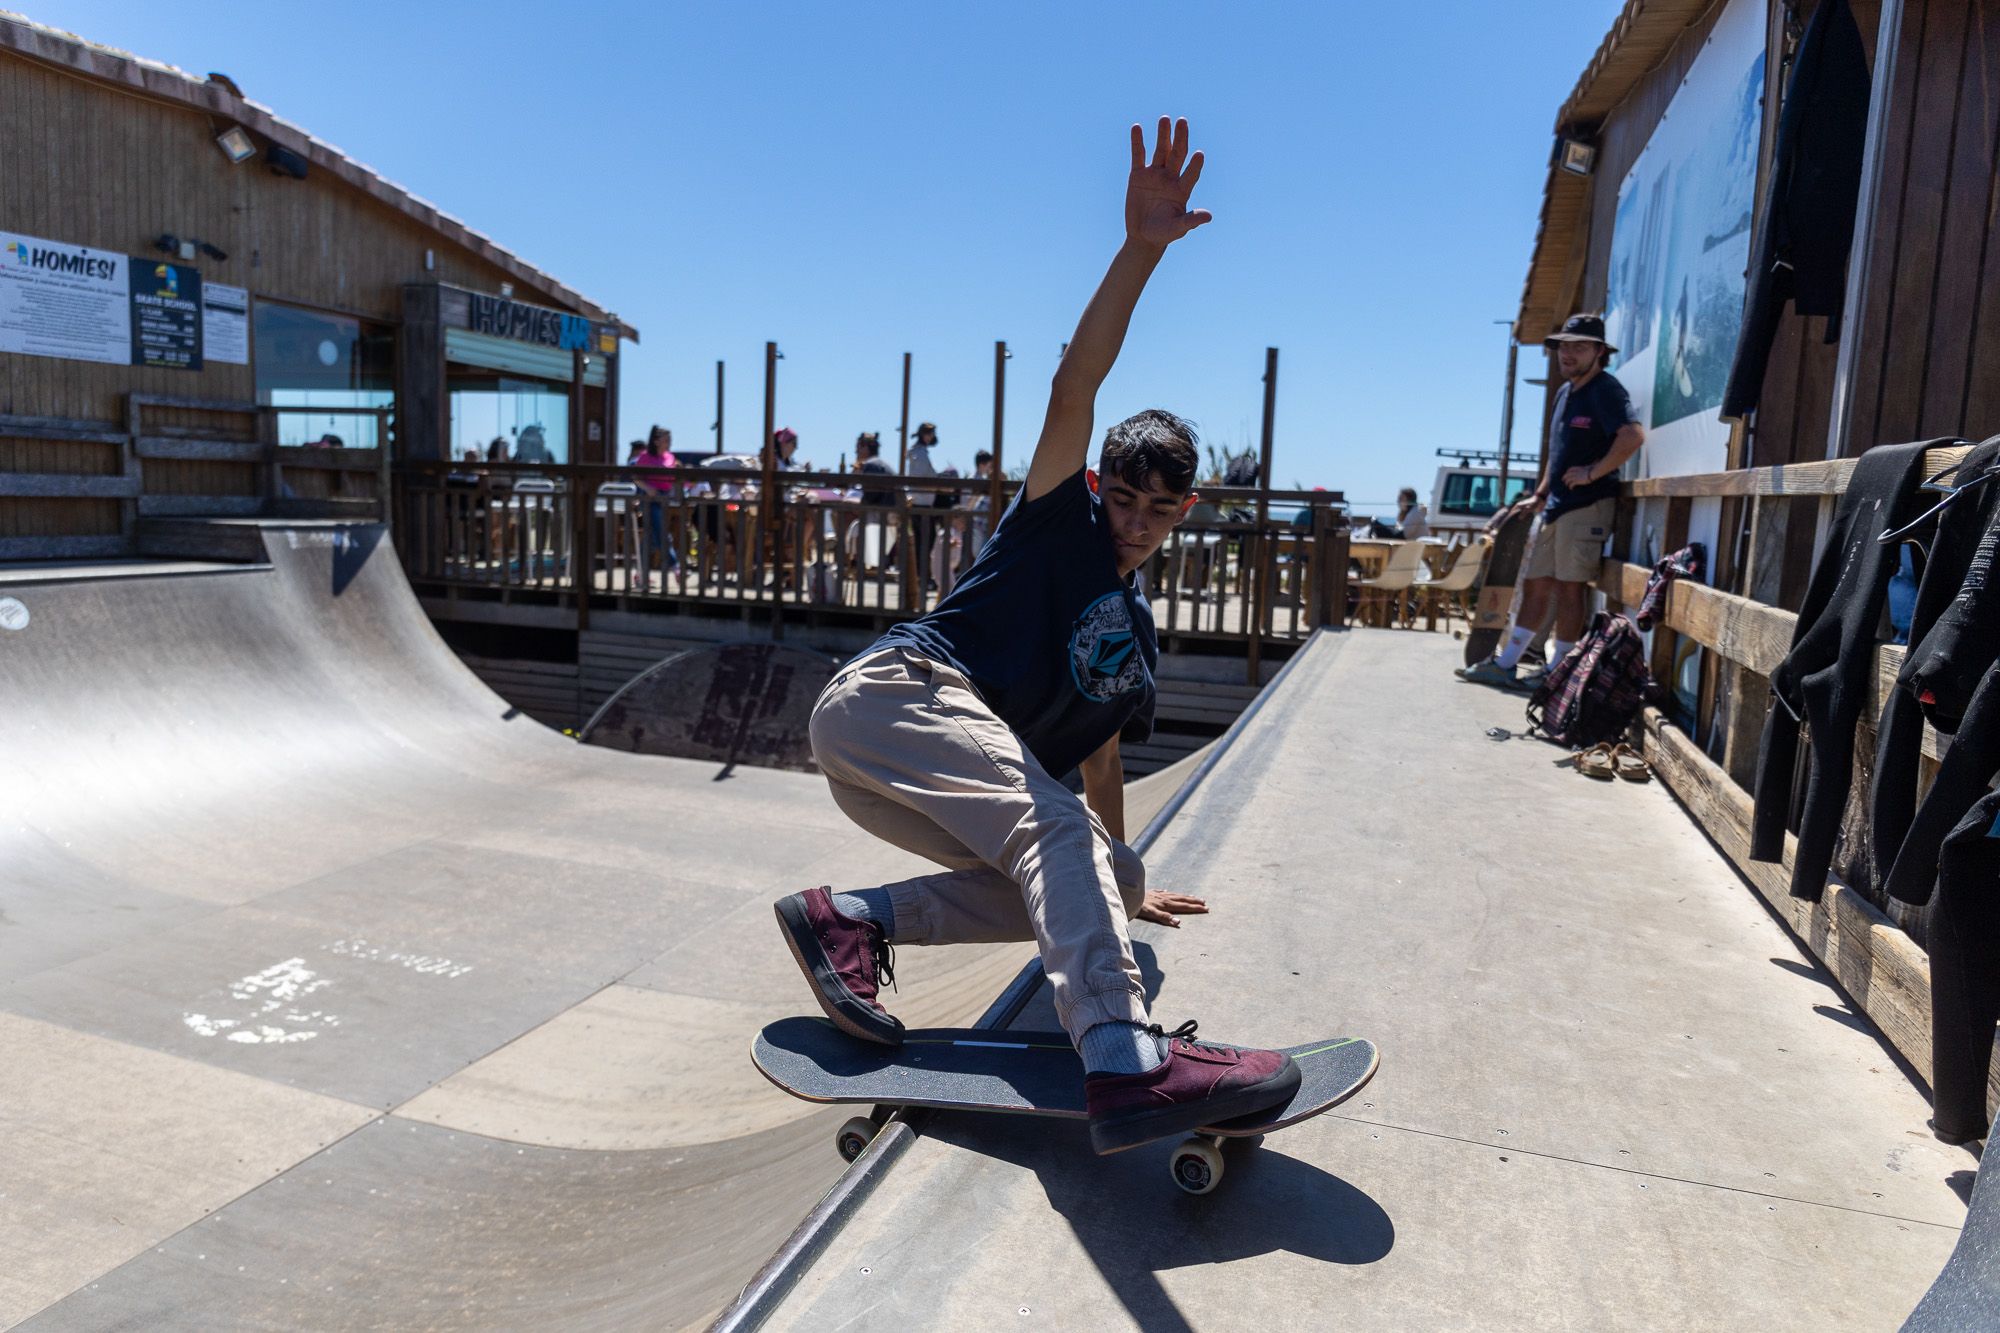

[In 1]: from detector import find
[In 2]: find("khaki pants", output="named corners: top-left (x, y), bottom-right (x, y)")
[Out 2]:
top-left (809, 646), bottom-right (1149, 1041)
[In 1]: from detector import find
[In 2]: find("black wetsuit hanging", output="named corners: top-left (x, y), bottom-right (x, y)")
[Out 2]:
top-left (1870, 436), bottom-right (2000, 902)
top-left (1924, 786), bottom-right (2000, 1145)
top-left (1749, 441), bottom-right (1933, 900)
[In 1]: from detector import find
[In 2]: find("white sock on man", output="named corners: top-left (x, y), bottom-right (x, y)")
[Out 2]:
top-left (1081, 1021), bottom-right (1166, 1076)
top-left (1549, 637), bottom-right (1576, 666)
top-left (1495, 625), bottom-right (1535, 669)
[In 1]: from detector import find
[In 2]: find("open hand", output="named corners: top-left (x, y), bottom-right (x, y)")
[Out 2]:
top-left (1137, 888), bottom-right (1210, 928)
top-left (1127, 117), bottom-right (1211, 249)
top-left (1561, 466), bottom-right (1595, 488)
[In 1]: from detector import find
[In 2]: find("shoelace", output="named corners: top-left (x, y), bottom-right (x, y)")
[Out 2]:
top-left (1146, 1018), bottom-right (1226, 1054)
top-left (869, 931), bottom-right (898, 994)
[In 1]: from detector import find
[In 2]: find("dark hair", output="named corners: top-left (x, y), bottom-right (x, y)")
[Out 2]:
top-left (1398, 487), bottom-right (1418, 504)
top-left (1099, 409), bottom-right (1198, 495)
top-left (855, 432), bottom-right (881, 458)
top-left (974, 450), bottom-right (994, 467)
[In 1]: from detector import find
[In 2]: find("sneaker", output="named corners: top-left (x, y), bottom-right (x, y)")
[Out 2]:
top-left (773, 887), bottom-right (904, 1046)
top-left (1084, 1020), bottom-right (1300, 1155)
top-left (1454, 657), bottom-right (1518, 688)
top-left (1513, 665), bottom-right (1549, 693)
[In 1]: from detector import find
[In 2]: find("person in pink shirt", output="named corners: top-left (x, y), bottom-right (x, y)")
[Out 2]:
top-left (632, 425), bottom-right (680, 575)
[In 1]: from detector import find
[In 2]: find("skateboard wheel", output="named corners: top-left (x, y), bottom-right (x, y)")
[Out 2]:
top-left (1170, 1139), bottom-right (1225, 1195)
top-left (836, 1117), bottom-right (878, 1163)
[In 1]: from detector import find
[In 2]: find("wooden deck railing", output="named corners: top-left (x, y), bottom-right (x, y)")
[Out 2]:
top-left (1595, 442), bottom-right (1996, 1124)
top-left (0, 394), bottom-right (392, 560)
top-left (394, 461), bottom-right (1350, 655)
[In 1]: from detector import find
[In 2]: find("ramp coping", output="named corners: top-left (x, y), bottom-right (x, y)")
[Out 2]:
top-left (709, 630), bottom-right (1333, 1331)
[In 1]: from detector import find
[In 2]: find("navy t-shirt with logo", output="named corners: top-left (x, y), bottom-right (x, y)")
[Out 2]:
top-left (1544, 370), bottom-right (1638, 520)
top-left (874, 468), bottom-right (1156, 777)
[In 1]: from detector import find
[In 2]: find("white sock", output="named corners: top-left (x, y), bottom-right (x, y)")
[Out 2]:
top-left (1080, 1021), bottom-right (1166, 1076)
top-left (1495, 625), bottom-right (1534, 669)
top-left (1549, 637), bottom-right (1576, 666)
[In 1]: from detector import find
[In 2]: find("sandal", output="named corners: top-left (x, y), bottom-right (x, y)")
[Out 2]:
top-left (1574, 743), bottom-right (1615, 781)
top-left (1611, 743), bottom-right (1651, 783)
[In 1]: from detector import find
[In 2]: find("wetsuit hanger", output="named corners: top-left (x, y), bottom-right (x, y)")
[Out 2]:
top-left (1877, 438), bottom-right (1996, 546)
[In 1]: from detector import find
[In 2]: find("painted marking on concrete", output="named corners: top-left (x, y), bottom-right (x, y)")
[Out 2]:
top-left (0, 597), bottom-right (28, 631)
top-left (182, 958), bottom-right (339, 1045)
top-left (324, 938), bottom-right (474, 978)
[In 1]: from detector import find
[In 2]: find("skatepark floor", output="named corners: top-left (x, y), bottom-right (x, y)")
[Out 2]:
top-left (0, 528), bottom-right (1200, 1332)
top-left (761, 628), bottom-right (1978, 1331)
top-left (1, 529), bottom-right (1976, 1331)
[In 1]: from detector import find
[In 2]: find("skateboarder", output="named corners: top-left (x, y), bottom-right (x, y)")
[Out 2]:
top-left (775, 117), bottom-right (1301, 1155)
top-left (1458, 313), bottom-right (1645, 689)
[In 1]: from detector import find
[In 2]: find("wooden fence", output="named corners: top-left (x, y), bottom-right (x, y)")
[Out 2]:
top-left (1597, 442), bottom-right (1999, 1126)
top-left (0, 393), bottom-right (390, 560)
top-left (395, 462), bottom-right (1351, 658)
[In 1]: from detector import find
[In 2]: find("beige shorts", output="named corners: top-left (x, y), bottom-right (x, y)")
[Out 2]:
top-left (1523, 498), bottom-right (1615, 584)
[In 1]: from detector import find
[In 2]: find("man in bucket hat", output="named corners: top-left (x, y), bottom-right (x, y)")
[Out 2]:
top-left (1458, 313), bottom-right (1646, 689)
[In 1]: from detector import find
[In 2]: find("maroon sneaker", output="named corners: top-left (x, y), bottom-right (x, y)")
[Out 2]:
top-left (774, 887), bottom-right (904, 1046)
top-left (1084, 1020), bottom-right (1299, 1155)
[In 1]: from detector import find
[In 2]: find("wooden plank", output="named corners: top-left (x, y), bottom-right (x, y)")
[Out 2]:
top-left (1872, 0), bottom-right (1972, 446)
top-left (1639, 707), bottom-right (2000, 1127)
top-left (135, 436), bottom-right (268, 463)
top-left (1626, 444), bottom-right (1972, 499)
top-left (266, 496), bottom-right (381, 517)
top-left (0, 472), bottom-right (139, 498)
top-left (137, 495), bottom-right (264, 518)
top-left (0, 417), bottom-right (127, 445)
top-left (274, 447), bottom-right (381, 473)
top-left (0, 533), bottom-right (127, 559)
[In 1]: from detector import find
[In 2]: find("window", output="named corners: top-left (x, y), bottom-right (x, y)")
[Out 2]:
top-left (254, 301), bottom-right (395, 448)
top-left (448, 371), bottom-right (570, 464)
top-left (1437, 472), bottom-right (1532, 517)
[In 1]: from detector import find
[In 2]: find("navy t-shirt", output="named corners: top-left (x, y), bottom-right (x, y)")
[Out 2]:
top-left (875, 468), bottom-right (1156, 777)
top-left (1544, 371), bottom-right (1638, 520)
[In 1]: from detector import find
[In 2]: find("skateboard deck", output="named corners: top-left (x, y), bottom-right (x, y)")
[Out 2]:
top-left (1464, 504), bottom-right (1537, 666)
top-left (753, 1017), bottom-right (1379, 1192)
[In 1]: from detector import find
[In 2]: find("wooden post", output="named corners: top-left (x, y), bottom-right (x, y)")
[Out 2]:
top-left (712, 358), bottom-right (728, 456)
top-left (761, 341), bottom-right (782, 638)
top-left (990, 341), bottom-right (1007, 516)
top-left (1249, 347), bottom-right (1278, 684)
top-left (899, 352), bottom-right (912, 474)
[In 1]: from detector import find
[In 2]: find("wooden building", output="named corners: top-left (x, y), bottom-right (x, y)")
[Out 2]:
top-left (1517, 0), bottom-right (1998, 471)
top-left (0, 14), bottom-right (633, 560)
top-left (1514, 1), bottom-right (2000, 1132)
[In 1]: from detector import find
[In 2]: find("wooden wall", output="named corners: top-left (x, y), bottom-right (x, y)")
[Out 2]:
top-left (1843, 0), bottom-right (2000, 455)
top-left (0, 50), bottom-right (559, 426)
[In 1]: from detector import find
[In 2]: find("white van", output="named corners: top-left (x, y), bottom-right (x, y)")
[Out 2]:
top-left (1428, 461), bottom-right (1537, 533)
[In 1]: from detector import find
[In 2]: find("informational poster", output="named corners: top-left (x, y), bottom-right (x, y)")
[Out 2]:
top-left (130, 260), bottom-right (203, 369)
top-left (202, 282), bottom-right (249, 364)
top-left (1603, 0), bottom-right (1766, 478)
top-left (0, 230), bottom-right (131, 364)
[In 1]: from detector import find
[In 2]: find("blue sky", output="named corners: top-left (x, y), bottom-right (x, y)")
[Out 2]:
top-left (40, 1), bottom-right (1626, 514)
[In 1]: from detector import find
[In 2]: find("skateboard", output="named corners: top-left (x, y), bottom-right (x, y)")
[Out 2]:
top-left (752, 1017), bottom-right (1380, 1195)
top-left (1463, 504), bottom-right (1538, 666)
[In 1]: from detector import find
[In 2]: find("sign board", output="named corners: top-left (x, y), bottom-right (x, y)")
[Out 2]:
top-left (0, 231), bottom-right (131, 364)
top-left (466, 291), bottom-right (596, 352)
top-left (130, 260), bottom-right (203, 369)
top-left (203, 282), bottom-right (250, 364)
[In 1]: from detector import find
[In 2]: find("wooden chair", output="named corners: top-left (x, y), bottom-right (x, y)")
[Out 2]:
top-left (1411, 536), bottom-right (1490, 631)
top-left (1353, 540), bottom-right (1428, 627)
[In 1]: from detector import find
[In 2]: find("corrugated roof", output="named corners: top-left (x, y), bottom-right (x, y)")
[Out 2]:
top-left (0, 11), bottom-right (637, 341)
top-left (1513, 0), bottom-right (1722, 344)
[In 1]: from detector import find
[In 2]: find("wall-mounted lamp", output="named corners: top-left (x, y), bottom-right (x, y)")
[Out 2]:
top-left (1558, 137), bottom-right (1597, 177)
top-left (154, 234), bottom-right (229, 263)
top-left (498, 282), bottom-right (514, 297)
top-left (215, 125), bottom-right (256, 164)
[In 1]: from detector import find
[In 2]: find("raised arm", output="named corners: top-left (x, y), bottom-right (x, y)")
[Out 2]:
top-left (1024, 117), bottom-right (1212, 502)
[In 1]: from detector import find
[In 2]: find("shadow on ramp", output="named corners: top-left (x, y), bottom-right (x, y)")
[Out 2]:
top-left (925, 1111), bottom-right (1395, 1332)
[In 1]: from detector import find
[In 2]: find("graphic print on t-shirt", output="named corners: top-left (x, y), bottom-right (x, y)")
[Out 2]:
top-left (1069, 591), bottom-right (1145, 702)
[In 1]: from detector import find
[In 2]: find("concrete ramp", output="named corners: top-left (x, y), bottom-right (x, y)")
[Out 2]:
top-left (760, 630), bottom-right (1974, 1330)
top-left (0, 524), bottom-right (1043, 1330)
